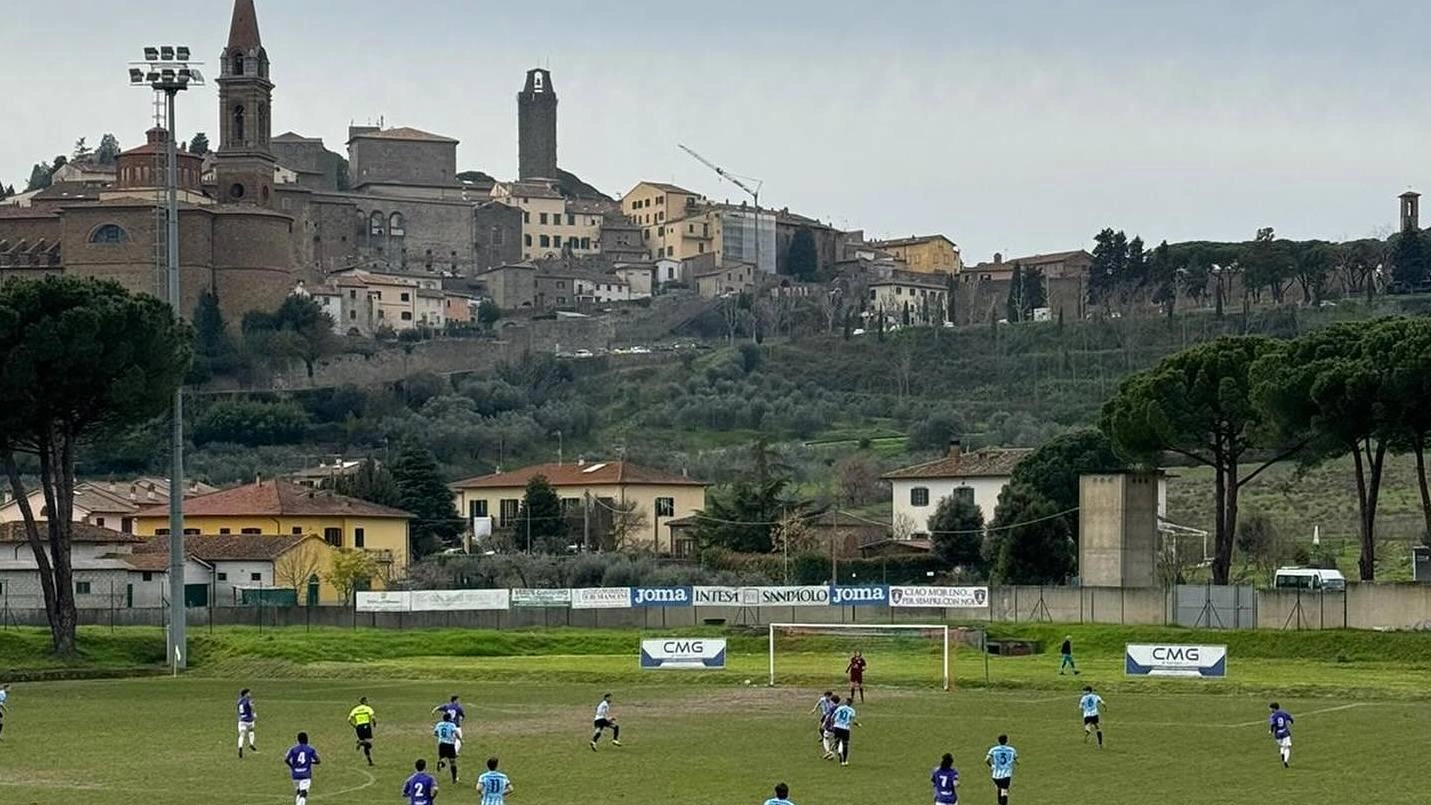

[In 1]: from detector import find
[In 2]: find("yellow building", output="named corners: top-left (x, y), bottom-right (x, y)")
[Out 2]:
top-left (450, 460), bottom-right (708, 553)
top-left (870, 235), bottom-right (962, 275)
top-left (621, 181), bottom-right (709, 261)
top-left (491, 179), bottom-right (604, 260)
top-left (134, 480), bottom-right (414, 587)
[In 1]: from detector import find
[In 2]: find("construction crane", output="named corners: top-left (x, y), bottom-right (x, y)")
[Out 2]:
top-left (678, 144), bottom-right (767, 273)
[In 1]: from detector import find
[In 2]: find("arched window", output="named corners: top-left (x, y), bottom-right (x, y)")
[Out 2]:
top-left (369, 211), bottom-right (385, 237)
top-left (233, 105), bottom-right (245, 143)
top-left (89, 224), bottom-right (129, 244)
top-left (388, 212), bottom-right (405, 237)
top-left (232, 53), bottom-right (245, 75)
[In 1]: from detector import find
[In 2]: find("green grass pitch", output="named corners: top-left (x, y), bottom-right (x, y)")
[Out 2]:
top-left (1, 670), bottom-right (1427, 805)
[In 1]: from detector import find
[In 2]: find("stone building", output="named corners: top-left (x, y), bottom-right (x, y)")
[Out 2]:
top-left (959, 250), bottom-right (1092, 324)
top-left (518, 68), bottom-right (558, 181)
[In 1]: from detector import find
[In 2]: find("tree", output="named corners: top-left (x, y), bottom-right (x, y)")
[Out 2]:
top-left (607, 499), bottom-right (649, 551)
top-left (477, 299), bottom-right (502, 328)
top-left (1088, 228), bottom-right (1128, 308)
top-left (329, 458), bottom-right (403, 508)
top-left (188, 132), bottom-right (210, 156)
top-left (274, 539), bottom-right (329, 599)
top-left (189, 290), bottom-right (240, 382)
top-left (1101, 336), bottom-right (1298, 584)
top-left (390, 441), bottom-right (461, 557)
top-left (72, 137), bottom-right (92, 162)
top-left (1389, 229), bottom-right (1427, 290)
top-left (987, 484), bottom-right (1075, 584)
top-left (1149, 240), bottom-right (1177, 318)
top-left (1253, 322), bottom-right (1395, 580)
top-left (834, 454), bottom-right (881, 506)
top-left (1008, 429), bottom-right (1122, 548)
top-left (1291, 242), bottom-right (1333, 306)
top-left (1005, 264), bottom-right (1026, 323)
top-left (1242, 228), bottom-right (1293, 304)
top-left (24, 162), bottom-right (53, 192)
top-left (326, 548), bottom-right (378, 604)
top-left (0, 277), bottom-right (191, 655)
top-left (241, 294), bottom-right (336, 378)
top-left (945, 271), bottom-right (958, 325)
top-left (787, 227), bottom-right (819, 281)
top-left (514, 475), bottom-right (567, 553)
top-left (928, 493), bottom-right (986, 574)
top-left (1337, 239), bottom-right (1383, 301)
top-left (1235, 510), bottom-right (1283, 584)
top-left (95, 134), bottom-right (121, 165)
top-left (193, 399), bottom-right (309, 446)
top-left (693, 440), bottom-right (810, 553)
top-left (1379, 318), bottom-right (1431, 545)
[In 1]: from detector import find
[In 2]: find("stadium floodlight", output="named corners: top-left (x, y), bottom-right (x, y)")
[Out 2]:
top-left (176, 46), bottom-right (190, 61)
top-left (129, 68), bottom-right (144, 84)
top-left (160, 46), bottom-right (174, 61)
top-left (768, 622), bottom-right (952, 691)
top-left (144, 46), bottom-right (159, 62)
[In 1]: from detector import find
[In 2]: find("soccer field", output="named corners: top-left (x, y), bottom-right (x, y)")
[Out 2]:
top-left (1, 674), bottom-right (1426, 805)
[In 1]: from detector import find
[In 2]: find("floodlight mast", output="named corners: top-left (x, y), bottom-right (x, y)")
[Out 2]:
top-left (128, 45), bottom-right (203, 672)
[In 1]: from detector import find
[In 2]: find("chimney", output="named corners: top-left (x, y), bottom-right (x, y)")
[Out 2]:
top-left (993, 253), bottom-right (1003, 265)
top-left (948, 439), bottom-right (962, 459)
top-left (577, 456), bottom-right (586, 467)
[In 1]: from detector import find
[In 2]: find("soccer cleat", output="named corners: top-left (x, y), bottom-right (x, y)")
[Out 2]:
top-left (840, 761), bottom-right (848, 767)
top-left (612, 740), bottom-right (622, 747)
top-left (590, 741), bottom-right (597, 751)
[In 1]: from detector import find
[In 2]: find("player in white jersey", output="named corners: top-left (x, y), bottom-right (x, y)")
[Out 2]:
top-left (1079, 686), bottom-right (1105, 748)
top-left (589, 692), bottom-right (622, 750)
top-left (809, 691), bottom-right (835, 748)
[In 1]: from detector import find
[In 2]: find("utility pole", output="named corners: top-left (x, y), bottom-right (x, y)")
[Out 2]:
top-left (583, 491), bottom-right (591, 553)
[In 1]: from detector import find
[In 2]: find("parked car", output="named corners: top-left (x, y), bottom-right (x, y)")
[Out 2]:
top-left (1273, 567), bottom-right (1347, 591)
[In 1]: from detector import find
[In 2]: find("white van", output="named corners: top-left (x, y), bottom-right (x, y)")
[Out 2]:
top-left (1273, 567), bottom-right (1347, 591)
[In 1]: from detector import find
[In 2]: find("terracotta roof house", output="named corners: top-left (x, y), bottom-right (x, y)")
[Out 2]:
top-left (883, 441), bottom-right (1035, 537)
top-left (450, 460), bottom-right (707, 553)
top-left (128, 532), bottom-right (341, 605)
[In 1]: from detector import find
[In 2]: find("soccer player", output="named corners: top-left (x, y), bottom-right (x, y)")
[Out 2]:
top-left (1079, 686), bottom-right (1105, 748)
top-left (845, 650), bottom-right (867, 702)
top-left (237, 687), bottom-right (258, 758)
top-left (764, 782), bottom-right (794, 805)
top-left (0, 682), bottom-right (9, 740)
top-left (819, 696), bottom-right (838, 759)
top-left (403, 759), bottom-right (438, 805)
top-left (985, 734), bottom-right (1018, 805)
top-left (829, 694), bottom-right (860, 767)
top-left (348, 696), bottom-right (377, 766)
top-left (477, 756), bottom-right (513, 805)
top-left (432, 695), bottom-right (467, 754)
top-left (1268, 702), bottom-right (1294, 768)
top-left (932, 753), bottom-right (960, 805)
top-left (809, 691), bottom-right (835, 746)
top-left (1058, 635), bottom-right (1078, 675)
top-left (284, 731), bottom-right (321, 805)
top-left (434, 711), bottom-right (461, 783)
top-left (590, 692), bottom-right (622, 750)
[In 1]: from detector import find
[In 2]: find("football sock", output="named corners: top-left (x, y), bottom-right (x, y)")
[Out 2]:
top-left (591, 730), bottom-right (601, 743)
top-left (450, 761), bottom-right (458, 782)
top-left (1096, 729), bottom-right (1103, 747)
top-left (610, 724), bottom-right (620, 740)
top-left (997, 789), bottom-right (1008, 805)
top-left (363, 743), bottom-right (372, 764)
top-left (839, 741), bottom-right (849, 762)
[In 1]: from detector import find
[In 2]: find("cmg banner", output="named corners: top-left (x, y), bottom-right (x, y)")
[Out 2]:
top-left (1125, 644), bottom-right (1227, 678)
top-left (640, 637), bottom-right (727, 669)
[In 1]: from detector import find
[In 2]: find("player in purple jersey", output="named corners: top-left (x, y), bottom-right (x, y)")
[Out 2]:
top-left (931, 753), bottom-right (960, 805)
top-left (431, 695), bottom-right (466, 753)
top-left (284, 732), bottom-right (321, 805)
top-left (237, 688), bottom-right (258, 758)
top-left (1267, 702), bottom-right (1294, 768)
top-left (403, 758), bottom-right (438, 805)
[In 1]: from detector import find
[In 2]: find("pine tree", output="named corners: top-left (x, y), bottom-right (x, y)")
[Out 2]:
top-left (189, 290), bottom-right (239, 382)
top-left (988, 484), bottom-right (1075, 584)
top-left (514, 475), bottom-right (567, 553)
top-left (188, 132), bottom-right (210, 156)
top-left (95, 134), bottom-right (121, 165)
top-left (390, 442), bottom-right (462, 556)
top-left (787, 227), bottom-right (819, 281)
top-left (72, 137), bottom-right (92, 162)
top-left (1005, 264), bottom-right (1025, 322)
top-left (330, 459), bottom-right (402, 508)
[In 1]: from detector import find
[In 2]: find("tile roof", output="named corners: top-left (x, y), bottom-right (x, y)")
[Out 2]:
top-left (628, 181), bottom-right (699, 196)
top-left (871, 235), bottom-right (957, 249)
top-left (0, 522), bottom-right (142, 543)
top-left (135, 480), bottom-right (413, 519)
top-left (882, 448), bottom-right (1034, 480)
top-left (972, 250), bottom-right (1093, 271)
top-left (32, 182), bottom-right (103, 202)
top-left (134, 533), bottom-right (321, 563)
top-left (354, 127), bottom-right (458, 144)
top-left (115, 552), bottom-right (183, 572)
top-left (451, 460), bottom-right (706, 490)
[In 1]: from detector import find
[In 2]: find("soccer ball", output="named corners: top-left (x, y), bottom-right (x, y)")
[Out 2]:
top-left (743, 679), bottom-right (752, 686)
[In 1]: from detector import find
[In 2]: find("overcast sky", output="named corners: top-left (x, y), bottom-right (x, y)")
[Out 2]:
top-left (6, 0), bottom-right (1430, 261)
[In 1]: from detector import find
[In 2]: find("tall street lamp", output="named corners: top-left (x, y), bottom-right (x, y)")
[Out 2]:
top-left (130, 46), bottom-right (203, 671)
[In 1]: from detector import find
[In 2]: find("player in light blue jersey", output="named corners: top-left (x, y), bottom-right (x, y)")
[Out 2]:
top-left (0, 682), bottom-right (10, 740)
top-left (810, 691), bottom-right (835, 752)
top-left (477, 756), bottom-right (513, 805)
top-left (829, 695), bottom-right (860, 767)
top-left (434, 711), bottom-right (461, 783)
top-left (763, 782), bottom-right (794, 805)
top-left (1268, 702), bottom-right (1294, 768)
top-left (1079, 686), bottom-right (1105, 748)
top-left (985, 734), bottom-right (1018, 805)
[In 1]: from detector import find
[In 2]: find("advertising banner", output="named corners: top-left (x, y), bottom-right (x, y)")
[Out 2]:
top-left (629, 587), bottom-right (694, 607)
top-left (570, 588), bottom-right (632, 609)
top-left (409, 589), bottom-right (511, 612)
top-left (745, 586), bottom-right (831, 607)
top-left (510, 588), bottom-right (572, 608)
top-left (1125, 644), bottom-right (1227, 678)
top-left (828, 585), bottom-right (890, 606)
top-left (639, 637), bottom-right (727, 669)
top-left (355, 591), bottom-right (411, 612)
top-left (693, 586), bottom-right (742, 606)
top-left (889, 586), bottom-right (990, 608)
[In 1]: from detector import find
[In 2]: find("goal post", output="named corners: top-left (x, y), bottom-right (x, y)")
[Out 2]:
top-left (768, 622), bottom-right (951, 691)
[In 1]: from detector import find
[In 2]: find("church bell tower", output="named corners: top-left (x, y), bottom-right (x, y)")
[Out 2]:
top-left (215, 0), bottom-right (276, 207)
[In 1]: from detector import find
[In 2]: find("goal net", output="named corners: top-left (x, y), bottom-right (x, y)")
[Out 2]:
top-left (767, 622), bottom-right (952, 691)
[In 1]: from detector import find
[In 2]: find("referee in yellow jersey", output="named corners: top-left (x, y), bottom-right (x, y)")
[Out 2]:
top-left (347, 696), bottom-right (377, 766)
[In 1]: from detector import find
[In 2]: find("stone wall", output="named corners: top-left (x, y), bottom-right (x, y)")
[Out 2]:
top-left (350, 138), bottom-right (456, 189)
